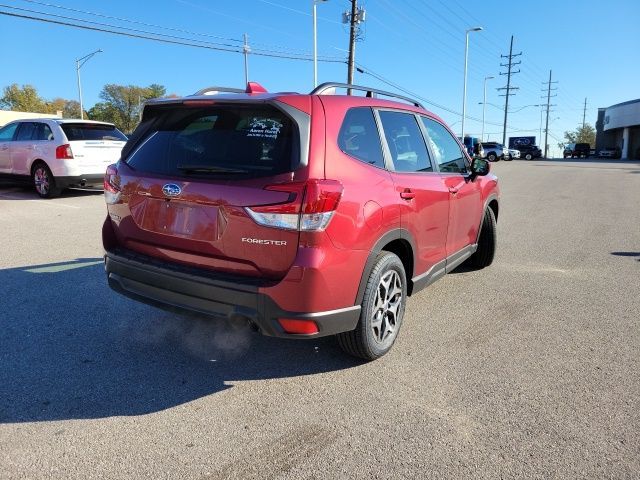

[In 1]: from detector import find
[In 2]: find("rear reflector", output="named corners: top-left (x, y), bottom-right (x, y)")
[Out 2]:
top-left (245, 179), bottom-right (343, 232)
top-left (55, 144), bottom-right (73, 159)
top-left (278, 319), bottom-right (319, 335)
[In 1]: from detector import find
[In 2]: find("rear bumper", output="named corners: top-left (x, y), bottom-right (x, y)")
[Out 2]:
top-left (57, 174), bottom-right (103, 189)
top-left (104, 248), bottom-right (360, 338)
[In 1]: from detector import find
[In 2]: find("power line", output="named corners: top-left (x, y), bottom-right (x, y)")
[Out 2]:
top-left (0, 8), bottom-right (346, 63)
top-left (355, 63), bottom-right (529, 130)
top-left (12, 0), bottom-right (338, 57)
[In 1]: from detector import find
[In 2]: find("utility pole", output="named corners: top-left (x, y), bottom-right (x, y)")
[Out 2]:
top-left (541, 70), bottom-right (558, 158)
top-left (344, 0), bottom-right (365, 86)
top-left (497, 36), bottom-right (521, 146)
top-left (582, 97), bottom-right (587, 129)
top-left (243, 33), bottom-right (250, 85)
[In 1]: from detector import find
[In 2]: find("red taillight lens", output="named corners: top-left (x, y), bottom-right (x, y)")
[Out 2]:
top-left (104, 164), bottom-right (121, 204)
top-left (245, 180), bottom-right (343, 231)
top-left (301, 179), bottom-right (343, 214)
top-left (55, 144), bottom-right (73, 159)
top-left (278, 318), bottom-right (319, 335)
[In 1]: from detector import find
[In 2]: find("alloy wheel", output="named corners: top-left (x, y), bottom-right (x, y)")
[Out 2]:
top-left (34, 167), bottom-right (50, 196)
top-left (371, 270), bottom-right (403, 343)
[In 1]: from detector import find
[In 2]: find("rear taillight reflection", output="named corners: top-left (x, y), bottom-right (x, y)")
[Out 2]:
top-left (104, 164), bottom-right (121, 204)
top-left (55, 144), bottom-right (74, 159)
top-left (245, 179), bottom-right (343, 231)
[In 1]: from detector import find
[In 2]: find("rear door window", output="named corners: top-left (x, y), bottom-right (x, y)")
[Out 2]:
top-left (125, 105), bottom-right (299, 179)
top-left (378, 110), bottom-right (432, 173)
top-left (61, 123), bottom-right (127, 141)
top-left (16, 123), bottom-right (36, 141)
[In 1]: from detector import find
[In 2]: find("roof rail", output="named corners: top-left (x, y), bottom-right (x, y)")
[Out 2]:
top-left (192, 86), bottom-right (246, 96)
top-left (310, 82), bottom-right (424, 109)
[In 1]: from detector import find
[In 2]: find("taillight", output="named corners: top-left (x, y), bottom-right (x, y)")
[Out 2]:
top-left (104, 164), bottom-right (121, 204)
top-left (55, 144), bottom-right (73, 159)
top-left (245, 179), bottom-right (343, 231)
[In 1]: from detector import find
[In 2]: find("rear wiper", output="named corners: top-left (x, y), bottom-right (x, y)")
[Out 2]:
top-left (177, 165), bottom-right (248, 174)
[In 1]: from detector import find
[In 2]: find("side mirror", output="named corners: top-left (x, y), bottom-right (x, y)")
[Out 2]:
top-left (470, 158), bottom-right (489, 178)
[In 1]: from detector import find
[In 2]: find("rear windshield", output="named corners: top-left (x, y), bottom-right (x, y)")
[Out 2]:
top-left (61, 123), bottom-right (127, 141)
top-left (124, 105), bottom-right (299, 179)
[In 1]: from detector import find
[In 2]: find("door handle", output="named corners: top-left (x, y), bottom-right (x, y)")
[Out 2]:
top-left (448, 187), bottom-right (459, 194)
top-left (400, 189), bottom-right (415, 200)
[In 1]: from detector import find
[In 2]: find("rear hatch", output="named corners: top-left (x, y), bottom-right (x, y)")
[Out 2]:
top-left (107, 102), bottom-right (307, 280)
top-left (61, 123), bottom-right (127, 171)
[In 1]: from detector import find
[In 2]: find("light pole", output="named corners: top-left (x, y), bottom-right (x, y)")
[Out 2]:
top-left (481, 75), bottom-right (494, 141)
top-left (76, 49), bottom-right (102, 120)
top-left (313, 0), bottom-right (328, 87)
top-left (461, 26), bottom-right (482, 139)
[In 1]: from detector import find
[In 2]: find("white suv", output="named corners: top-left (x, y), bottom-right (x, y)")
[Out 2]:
top-left (0, 119), bottom-right (127, 198)
top-left (481, 142), bottom-right (507, 162)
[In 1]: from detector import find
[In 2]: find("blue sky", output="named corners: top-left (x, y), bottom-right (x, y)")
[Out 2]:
top-left (1, 0), bottom-right (638, 155)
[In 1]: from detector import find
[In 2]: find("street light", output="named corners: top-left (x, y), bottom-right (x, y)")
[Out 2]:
top-left (313, 0), bottom-right (329, 87)
top-left (76, 49), bottom-right (102, 119)
top-left (461, 26), bottom-right (482, 139)
top-left (481, 75), bottom-right (494, 141)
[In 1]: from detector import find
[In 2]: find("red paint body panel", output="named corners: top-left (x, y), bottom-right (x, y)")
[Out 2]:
top-left (103, 87), bottom-right (500, 334)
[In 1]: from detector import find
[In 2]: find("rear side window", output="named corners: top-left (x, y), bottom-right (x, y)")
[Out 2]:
top-left (421, 117), bottom-right (468, 174)
top-left (125, 105), bottom-right (298, 179)
top-left (338, 107), bottom-right (384, 168)
top-left (33, 123), bottom-right (54, 141)
top-left (61, 123), bottom-right (127, 141)
top-left (378, 111), bottom-right (432, 173)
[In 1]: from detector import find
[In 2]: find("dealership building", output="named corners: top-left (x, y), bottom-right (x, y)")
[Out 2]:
top-left (595, 98), bottom-right (640, 159)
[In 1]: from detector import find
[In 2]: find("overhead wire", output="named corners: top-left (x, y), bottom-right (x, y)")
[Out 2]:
top-left (0, 8), bottom-right (347, 63)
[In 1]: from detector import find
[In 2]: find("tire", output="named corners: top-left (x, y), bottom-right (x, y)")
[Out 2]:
top-left (525, 153), bottom-right (533, 160)
top-left (468, 208), bottom-right (497, 269)
top-left (505, 154), bottom-right (513, 161)
top-left (32, 162), bottom-right (61, 198)
top-left (487, 152), bottom-right (497, 162)
top-left (337, 252), bottom-right (407, 360)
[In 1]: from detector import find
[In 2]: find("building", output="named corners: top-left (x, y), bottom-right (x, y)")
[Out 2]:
top-left (595, 99), bottom-right (640, 159)
top-left (0, 110), bottom-right (62, 127)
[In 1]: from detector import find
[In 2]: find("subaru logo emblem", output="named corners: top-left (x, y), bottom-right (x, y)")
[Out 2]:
top-left (162, 183), bottom-right (181, 197)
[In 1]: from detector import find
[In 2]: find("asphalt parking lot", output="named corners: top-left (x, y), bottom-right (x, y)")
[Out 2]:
top-left (1, 158), bottom-right (639, 479)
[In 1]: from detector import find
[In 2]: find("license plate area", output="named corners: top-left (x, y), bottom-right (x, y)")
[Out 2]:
top-left (130, 197), bottom-right (220, 241)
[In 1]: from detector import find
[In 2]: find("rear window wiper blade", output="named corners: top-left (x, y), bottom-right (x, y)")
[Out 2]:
top-left (177, 165), bottom-right (249, 174)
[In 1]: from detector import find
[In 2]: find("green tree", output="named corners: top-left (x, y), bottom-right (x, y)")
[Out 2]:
top-left (561, 124), bottom-right (596, 149)
top-left (46, 98), bottom-right (82, 118)
top-left (0, 84), bottom-right (46, 112)
top-left (91, 83), bottom-right (167, 133)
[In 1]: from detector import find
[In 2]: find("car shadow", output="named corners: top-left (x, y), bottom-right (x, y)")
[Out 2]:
top-left (611, 251), bottom-right (640, 262)
top-left (0, 259), bottom-right (362, 424)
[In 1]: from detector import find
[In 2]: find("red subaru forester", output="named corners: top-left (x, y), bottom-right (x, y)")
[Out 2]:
top-left (103, 82), bottom-right (499, 360)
